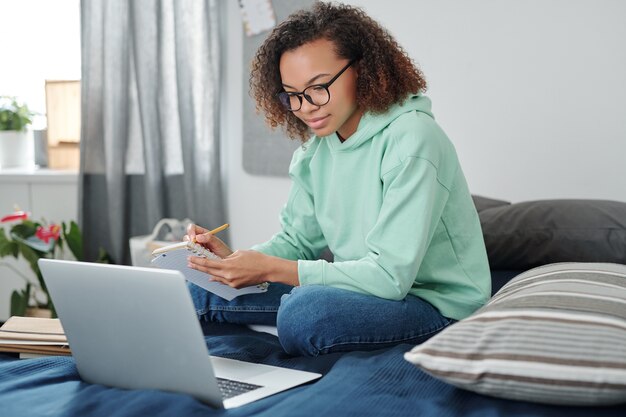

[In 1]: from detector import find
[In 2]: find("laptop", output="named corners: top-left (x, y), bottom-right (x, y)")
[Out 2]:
top-left (38, 259), bottom-right (321, 408)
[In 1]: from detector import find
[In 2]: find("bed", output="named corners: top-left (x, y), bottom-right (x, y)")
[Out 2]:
top-left (1, 320), bottom-right (625, 416)
top-left (1, 197), bottom-right (625, 416)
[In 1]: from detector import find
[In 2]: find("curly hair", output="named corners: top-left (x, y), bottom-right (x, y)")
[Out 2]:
top-left (250, 1), bottom-right (427, 142)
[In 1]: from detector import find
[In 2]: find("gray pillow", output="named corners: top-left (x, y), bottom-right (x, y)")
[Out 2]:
top-left (479, 199), bottom-right (626, 270)
top-left (471, 195), bottom-right (510, 212)
top-left (405, 262), bottom-right (626, 406)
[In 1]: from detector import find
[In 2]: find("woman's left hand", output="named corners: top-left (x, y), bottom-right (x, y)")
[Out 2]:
top-left (188, 250), bottom-right (273, 289)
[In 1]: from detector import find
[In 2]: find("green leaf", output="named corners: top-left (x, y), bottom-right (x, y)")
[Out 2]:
top-left (63, 221), bottom-right (83, 261)
top-left (46, 299), bottom-right (57, 318)
top-left (56, 232), bottom-right (65, 251)
top-left (0, 228), bottom-right (19, 258)
top-left (11, 234), bottom-right (55, 253)
top-left (11, 220), bottom-right (38, 239)
top-left (97, 247), bottom-right (113, 264)
top-left (0, 96), bottom-right (33, 131)
top-left (16, 241), bottom-right (46, 293)
top-left (10, 284), bottom-right (30, 317)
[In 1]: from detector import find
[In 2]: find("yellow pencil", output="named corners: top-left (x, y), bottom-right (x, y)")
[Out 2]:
top-left (152, 224), bottom-right (230, 256)
top-left (190, 223), bottom-right (229, 245)
top-left (207, 223), bottom-right (229, 235)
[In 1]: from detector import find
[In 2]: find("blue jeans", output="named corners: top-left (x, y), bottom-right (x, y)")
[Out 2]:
top-left (188, 283), bottom-right (453, 357)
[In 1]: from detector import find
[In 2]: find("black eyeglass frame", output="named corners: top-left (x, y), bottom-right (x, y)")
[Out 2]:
top-left (277, 59), bottom-right (356, 112)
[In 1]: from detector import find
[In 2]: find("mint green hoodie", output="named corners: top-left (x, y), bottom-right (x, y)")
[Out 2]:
top-left (252, 95), bottom-right (491, 320)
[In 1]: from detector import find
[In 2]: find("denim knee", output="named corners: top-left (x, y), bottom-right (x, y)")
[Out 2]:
top-left (275, 284), bottom-right (454, 357)
top-left (276, 285), bottom-right (332, 357)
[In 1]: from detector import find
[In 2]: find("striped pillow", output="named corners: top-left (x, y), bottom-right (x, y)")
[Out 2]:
top-left (404, 262), bottom-right (626, 405)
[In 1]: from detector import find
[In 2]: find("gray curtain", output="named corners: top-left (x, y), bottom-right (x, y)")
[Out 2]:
top-left (79, 0), bottom-right (227, 264)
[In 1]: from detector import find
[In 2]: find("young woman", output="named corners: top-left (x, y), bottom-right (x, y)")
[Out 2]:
top-left (186, 2), bottom-right (491, 357)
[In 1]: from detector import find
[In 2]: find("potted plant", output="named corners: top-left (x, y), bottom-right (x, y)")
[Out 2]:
top-left (0, 209), bottom-right (111, 318)
top-left (0, 96), bottom-right (35, 169)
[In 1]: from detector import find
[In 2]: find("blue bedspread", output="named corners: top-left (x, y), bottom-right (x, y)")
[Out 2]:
top-left (1, 323), bottom-right (625, 417)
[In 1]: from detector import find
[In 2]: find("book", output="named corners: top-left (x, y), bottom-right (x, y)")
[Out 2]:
top-left (0, 316), bottom-right (71, 357)
top-left (150, 240), bottom-right (269, 301)
top-left (19, 352), bottom-right (55, 359)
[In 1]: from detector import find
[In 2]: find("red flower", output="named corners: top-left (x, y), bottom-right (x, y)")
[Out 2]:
top-left (36, 224), bottom-right (61, 244)
top-left (0, 210), bottom-right (30, 223)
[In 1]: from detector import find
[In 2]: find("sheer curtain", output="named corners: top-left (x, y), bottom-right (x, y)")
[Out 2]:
top-left (79, 0), bottom-right (227, 264)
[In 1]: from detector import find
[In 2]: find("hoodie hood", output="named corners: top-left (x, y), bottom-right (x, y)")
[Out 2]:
top-left (323, 94), bottom-right (434, 152)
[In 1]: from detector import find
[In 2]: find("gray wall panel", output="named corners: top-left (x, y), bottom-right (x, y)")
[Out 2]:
top-left (242, 0), bottom-right (313, 177)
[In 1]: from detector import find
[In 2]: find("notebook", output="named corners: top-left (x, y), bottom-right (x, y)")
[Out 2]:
top-left (0, 316), bottom-right (71, 356)
top-left (150, 240), bottom-right (268, 301)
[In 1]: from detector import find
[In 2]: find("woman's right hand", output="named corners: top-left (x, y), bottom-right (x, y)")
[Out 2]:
top-left (185, 223), bottom-right (234, 259)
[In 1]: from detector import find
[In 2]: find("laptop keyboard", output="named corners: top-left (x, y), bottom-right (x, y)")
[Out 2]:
top-left (216, 377), bottom-right (263, 399)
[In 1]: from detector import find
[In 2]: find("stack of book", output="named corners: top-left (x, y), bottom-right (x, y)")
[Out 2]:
top-left (0, 316), bottom-right (70, 358)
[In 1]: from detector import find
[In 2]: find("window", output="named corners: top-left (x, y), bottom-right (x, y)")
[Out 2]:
top-left (0, 0), bottom-right (81, 169)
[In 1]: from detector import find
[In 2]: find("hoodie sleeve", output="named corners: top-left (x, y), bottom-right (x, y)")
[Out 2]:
top-left (297, 155), bottom-right (451, 300)
top-left (251, 176), bottom-right (328, 262)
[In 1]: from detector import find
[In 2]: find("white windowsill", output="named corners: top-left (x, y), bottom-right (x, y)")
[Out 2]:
top-left (0, 167), bottom-right (78, 183)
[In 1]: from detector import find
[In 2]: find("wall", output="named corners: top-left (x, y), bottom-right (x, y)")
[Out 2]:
top-left (223, 0), bottom-right (626, 250)
top-left (220, 1), bottom-right (289, 250)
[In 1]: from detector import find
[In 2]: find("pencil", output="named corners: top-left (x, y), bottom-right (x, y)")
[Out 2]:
top-left (207, 223), bottom-right (229, 235)
top-left (190, 223), bottom-right (229, 244)
top-left (152, 224), bottom-right (230, 256)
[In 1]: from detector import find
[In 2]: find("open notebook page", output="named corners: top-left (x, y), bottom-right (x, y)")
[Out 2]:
top-left (151, 247), bottom-right (268, 301)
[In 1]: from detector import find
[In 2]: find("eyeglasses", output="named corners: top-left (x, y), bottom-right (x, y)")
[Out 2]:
top-left (277, 60), bottom-right (356, 112)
